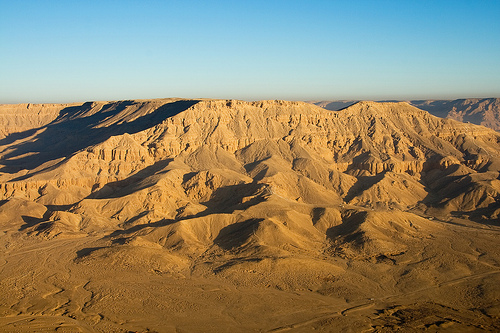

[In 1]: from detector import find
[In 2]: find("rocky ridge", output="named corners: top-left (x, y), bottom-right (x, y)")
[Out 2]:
top-left (1, 98), bottom-right (500, 331)
top-left (310, 98), bottom-right (500, 131)
top-left (1, 98), bottom-right (499, 238)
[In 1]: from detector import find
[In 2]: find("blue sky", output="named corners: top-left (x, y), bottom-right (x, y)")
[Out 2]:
top-left (1, 0), bottom-right (499, 103)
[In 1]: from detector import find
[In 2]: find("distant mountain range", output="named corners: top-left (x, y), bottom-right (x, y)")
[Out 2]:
top-left (309, 98), bottom-right (500, 131)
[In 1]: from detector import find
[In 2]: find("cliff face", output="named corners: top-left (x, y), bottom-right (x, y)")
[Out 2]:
top-left (0, 103), bottom-right (79, 139)
top-left (312, 98), bottom-right (500, 131)
top-left (1, 98), bottom-right (500, 331)
top-left (410, 98), bottom-right (500, 131)
top-left (1, 98), bottom-right (499, 223)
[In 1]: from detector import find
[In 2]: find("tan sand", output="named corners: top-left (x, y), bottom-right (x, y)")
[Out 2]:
top-left (0, 99), bottom-right (499, 332)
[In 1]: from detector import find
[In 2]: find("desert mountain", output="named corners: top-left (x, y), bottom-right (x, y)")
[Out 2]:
top-left (310, 98), bottom-right (500, 131)
top-left (411, 98), bottom-right (500, 131)
top-left (0, 99), bottom-right (499, 332)
top-left (307, 100), bottom-right (359, 111)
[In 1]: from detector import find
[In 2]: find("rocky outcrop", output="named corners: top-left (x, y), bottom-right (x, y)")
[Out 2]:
top-left (411, 98), bottom-right (500, 131)
top-left (1, 98), bottom-right (499, 238)
top-left (312, 98), bottom-right (500, 131)
top-left (0, 103), bottom-right (78, 139)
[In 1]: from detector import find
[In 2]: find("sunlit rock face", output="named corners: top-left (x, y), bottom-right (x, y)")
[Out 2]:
top-left (0, 98), bottom-right (499, 332)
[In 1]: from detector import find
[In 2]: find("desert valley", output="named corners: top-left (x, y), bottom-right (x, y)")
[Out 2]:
top-left (0, 98), bottom-right (499, 332)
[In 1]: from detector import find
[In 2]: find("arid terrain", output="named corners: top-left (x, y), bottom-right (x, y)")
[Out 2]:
top-left (0, 99), bottom-right (499, 332)
top-left (311, 98), bottom-right (500, 132)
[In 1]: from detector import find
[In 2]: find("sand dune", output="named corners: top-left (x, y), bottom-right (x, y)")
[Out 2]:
top-left (0, 99), bottom-right (499, 332)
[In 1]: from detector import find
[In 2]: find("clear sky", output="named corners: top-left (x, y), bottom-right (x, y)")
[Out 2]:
top-left (1, 0), bottom-right (500, 103)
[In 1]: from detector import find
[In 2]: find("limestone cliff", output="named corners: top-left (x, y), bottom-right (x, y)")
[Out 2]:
top-left (0, 98), bottom-right (499, 251)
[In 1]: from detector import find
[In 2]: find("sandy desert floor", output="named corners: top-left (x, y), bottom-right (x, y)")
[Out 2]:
top-left (1, 99), bottom-right (500, 332)
top-left (1, 211), bottom-right (499, 332)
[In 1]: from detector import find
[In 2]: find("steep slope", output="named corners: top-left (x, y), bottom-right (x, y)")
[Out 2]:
top-left (2, 98), bottom-right (500, 230)
top-left (1, 98), bottom-right (500, 332)
top-left (306, 100), bottom-right (358, 111)
top-left (0, 103), bottom-right (80, 139)
top-left (410, 98), bottom-right (500, 131)
top-left (312, 98), bottom-right (500, 131)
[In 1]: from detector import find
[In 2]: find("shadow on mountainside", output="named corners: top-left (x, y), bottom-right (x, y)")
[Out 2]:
top-left (88, 159), bottom-right (174, 199)
top-left (325, 210), bottom-right (367, 242)
top-left (76, 217), bottom-right (266, 260)
top-left (72, 182), bottom-right (267, 244)
top-left (213, 218), bottom-right (264, 250)
top-left (343, 173), bottom-right (385, 203)
top-left (0, 128), bottom-right (41, 147)
top-left (0, 100), bottom-right (199, 176)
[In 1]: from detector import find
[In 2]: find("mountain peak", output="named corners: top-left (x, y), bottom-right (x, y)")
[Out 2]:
top-left (1, 97), bottom-right (500, 332)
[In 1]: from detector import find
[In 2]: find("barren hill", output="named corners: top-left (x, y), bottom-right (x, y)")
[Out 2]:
top-left (0, 99), bottom-right (499, 332)
top-left (411, 98), bottom-right (500, 131)
top-left (311, 98), bottom-right (500, 131)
